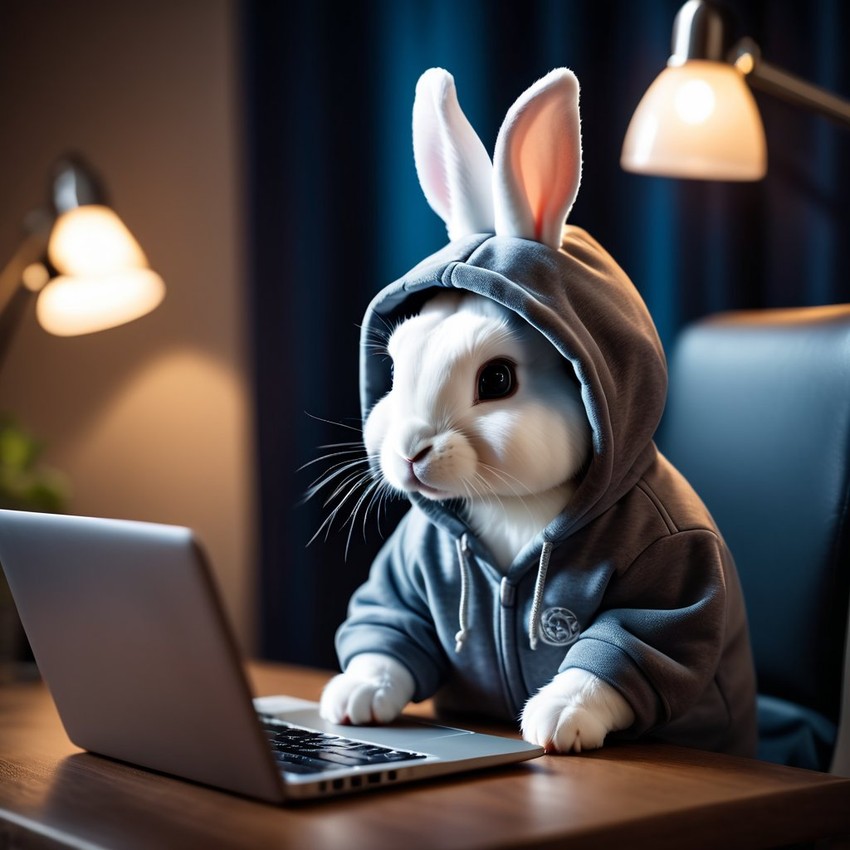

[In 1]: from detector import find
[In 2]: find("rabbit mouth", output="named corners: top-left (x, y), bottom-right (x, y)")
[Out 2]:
top-left (401, 466), bottom-right (452, 501)
top-left (389, 455), bottom-right (454, 500)
top-left (414, 482), bottom-right (452, 500)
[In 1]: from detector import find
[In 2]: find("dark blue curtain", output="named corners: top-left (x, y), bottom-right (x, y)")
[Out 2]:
top-left (241, 1), bottom-right (850, 668)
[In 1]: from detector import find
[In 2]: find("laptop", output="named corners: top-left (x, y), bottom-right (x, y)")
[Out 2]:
top-left (0, 509), bottom-right (543, 802)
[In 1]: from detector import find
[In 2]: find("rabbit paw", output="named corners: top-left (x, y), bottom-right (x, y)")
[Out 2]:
top-left (319, 653), bottom-right (415, 725)
top-left (520, 668), bottom-right (635, 753)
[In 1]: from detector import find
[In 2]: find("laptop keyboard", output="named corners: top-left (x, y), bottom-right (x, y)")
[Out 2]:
top-left (260, 715), bottom-right (428, 775)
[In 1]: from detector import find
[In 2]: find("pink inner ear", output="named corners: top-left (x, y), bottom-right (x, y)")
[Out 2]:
top-left (493, 69), bottom-right (582, 250)
top-left (518, 99), bottom-right (580, 244)
top-left (421, 147), bottom-right (452, 213)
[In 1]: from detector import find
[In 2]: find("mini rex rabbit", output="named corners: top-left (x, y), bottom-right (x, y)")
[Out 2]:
top-left (318, 67), bottom-right (757, 755)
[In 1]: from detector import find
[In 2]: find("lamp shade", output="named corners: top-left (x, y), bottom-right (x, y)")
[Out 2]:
top-left (37, 269), bottom-right (165, 337)
top-left (38, 203), bottom-right (165, 336)
top-left (621, 60), bottom-right (767, 180)
top-left (47, 205), bottom-right (148, 276)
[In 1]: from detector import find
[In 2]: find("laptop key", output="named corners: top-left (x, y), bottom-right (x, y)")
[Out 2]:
top-left (271, 751), bottom-right (329, 773)
top-left (368, 749), bottom-right (427, 763)
top-left (312, 750), bottom-right (375, 767)
top-left (262, 719), bottom-right (428, 767)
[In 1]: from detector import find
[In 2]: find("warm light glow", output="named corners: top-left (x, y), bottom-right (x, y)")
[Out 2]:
top-left (674, 79), bottom-right (716, 124)
top-left (36, 269), bottom-right (166, 336)
top-left (21, 262), bottom-right (51, 292)
top-left (37, 202), bottom-right (165, 336)
top-left (621, 60), bottom-right (767, 180)
top-left (47, 205), bottom-right (148, 276)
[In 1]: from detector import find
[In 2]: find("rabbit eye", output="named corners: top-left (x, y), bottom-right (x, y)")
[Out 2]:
top-left (477, 359), bottom-right (516, 402)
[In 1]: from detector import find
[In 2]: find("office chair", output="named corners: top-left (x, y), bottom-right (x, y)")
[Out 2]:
top-left (659, 305), bottom-right (850, 775)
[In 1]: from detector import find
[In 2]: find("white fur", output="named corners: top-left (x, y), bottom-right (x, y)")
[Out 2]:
top-left (461, 485), bottom-right (575, 574)
top-left (521, 668), bottom-right (635, 753)
top-left (320, 653), bottom-right (415, 725)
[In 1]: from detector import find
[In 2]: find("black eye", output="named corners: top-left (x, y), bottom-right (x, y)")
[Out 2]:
top-left (477, 359), bottom-right (516, 402)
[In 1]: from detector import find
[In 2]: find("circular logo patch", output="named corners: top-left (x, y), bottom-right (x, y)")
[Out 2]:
top-left (538, 607), bottom-right (581, 647)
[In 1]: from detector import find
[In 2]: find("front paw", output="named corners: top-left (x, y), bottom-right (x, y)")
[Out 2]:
top-left (319, 653), bottom-right (415, 725)
top-left (520, 668), bottom-right (635, 753)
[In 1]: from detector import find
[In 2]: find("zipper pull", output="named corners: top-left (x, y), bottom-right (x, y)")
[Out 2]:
top-left (500, 577), bottom-right (516, 608)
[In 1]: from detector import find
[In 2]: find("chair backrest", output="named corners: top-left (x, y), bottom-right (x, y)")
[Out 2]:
top-left (659, 306), bottom-right (850, 773)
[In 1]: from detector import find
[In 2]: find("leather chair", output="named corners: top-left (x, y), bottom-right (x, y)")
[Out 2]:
top-left (658, 305), bottom-right (850, 774)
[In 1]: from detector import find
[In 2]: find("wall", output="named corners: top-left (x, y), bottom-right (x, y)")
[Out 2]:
top-left (0, 1), bottom-right (255, 648)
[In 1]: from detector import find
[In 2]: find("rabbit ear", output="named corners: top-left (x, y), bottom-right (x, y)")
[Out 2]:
top-left (493, 68), bottom-right (582, 250)
top-left (413, 68), bottom-right (495, 241)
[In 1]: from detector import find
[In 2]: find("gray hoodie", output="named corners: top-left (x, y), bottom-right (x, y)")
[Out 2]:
top-left (337, 225), bottom-right (757, 757)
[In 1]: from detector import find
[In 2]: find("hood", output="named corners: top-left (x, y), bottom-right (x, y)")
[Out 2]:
top-left (359, 225), bottom-right (667, 546)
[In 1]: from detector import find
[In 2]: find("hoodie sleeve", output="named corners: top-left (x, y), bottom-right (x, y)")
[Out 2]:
top-left (335, 513), bottom-right (450, 702)
top-left (561, 529), bottom-right (729, 736)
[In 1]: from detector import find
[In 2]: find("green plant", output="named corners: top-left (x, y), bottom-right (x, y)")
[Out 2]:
top-left (0, 417), bottom-right (68, 514)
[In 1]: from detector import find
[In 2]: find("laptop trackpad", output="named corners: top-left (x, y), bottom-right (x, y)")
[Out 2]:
top-left (254, 695), bottom-right (474, 745)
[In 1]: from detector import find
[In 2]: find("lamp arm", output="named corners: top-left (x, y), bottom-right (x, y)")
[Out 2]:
top-left (0, 222), bottom-right (50, 364)
top-left (734, 38), bottom-right (850, 128)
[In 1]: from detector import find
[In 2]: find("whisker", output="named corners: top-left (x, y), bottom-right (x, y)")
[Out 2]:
top-left (306, 469), bottom-right (374, 546)
top-left (357, 319), bottom-right (394, 356)
top-left (323, 469), bottom-right (371, 508)
top-left (302, 458), bottom-right (371, 503)
top-left (368, 312), bottom-right (397, 342)
top-left (304, 411), bottom-right (364, 434)
top-left (316, 440), bottom-right (365, 449)
top-left (374, 484), bottom-right (395, 538)
top-left (301, 410), bottom-right (397, 549)
top-left (479, 463), bottom-right (536, 499)
top-left (343, 478), bottom-right (384, 558)
top-left (476, 465), bottom-right (543, 527)
top-left (298, 445), bottom-right (364, 473)
top-left (362, 482), bottom-right (388, 541)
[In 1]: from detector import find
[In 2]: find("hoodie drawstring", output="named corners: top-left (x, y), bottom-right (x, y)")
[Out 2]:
top-left (455, 534), bottom-right (471, 652)
top-left (528, 541), bottom-right (553, 651)
top-left (456, 535), bottom-right (554, 652)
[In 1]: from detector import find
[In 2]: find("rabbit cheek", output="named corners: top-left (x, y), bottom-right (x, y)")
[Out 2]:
top-left (471, 410), bottom-right (525, 474)
top-left (364, 398), bottom-right (414, 494)
top-left (363, 397), bottom-right (391, 460)
top-left (473, 409), bottom-right (577, 495)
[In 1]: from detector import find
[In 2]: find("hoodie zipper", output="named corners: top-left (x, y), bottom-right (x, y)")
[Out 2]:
top-left (498, 540), bottom-right (553, 715)
top-left (498, 576), bottom-right (525, 716)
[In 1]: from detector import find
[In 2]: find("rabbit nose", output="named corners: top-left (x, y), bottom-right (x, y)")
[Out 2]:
top-left (408, 445), bottom-right (432, 464)
top-left (395, 422), bottom-right (435, 463)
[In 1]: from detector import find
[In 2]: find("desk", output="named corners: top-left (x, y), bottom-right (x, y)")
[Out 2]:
top-left (1, 661), bottom-right (848, 850)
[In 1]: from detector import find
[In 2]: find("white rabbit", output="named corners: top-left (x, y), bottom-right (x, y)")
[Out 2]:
top-left (321, 288), bottom-right (635, 748)
top-left (320, 66), bottom-right (637, 751)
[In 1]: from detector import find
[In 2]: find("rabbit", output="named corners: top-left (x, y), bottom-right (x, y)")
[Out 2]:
top-left (322, 286), bottom-right (636, 751)
top-left (318, 66), bottom-right (756, 759)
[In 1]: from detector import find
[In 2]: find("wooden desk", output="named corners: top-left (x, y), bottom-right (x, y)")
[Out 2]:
top-left (1, 661), bottom-right (848, 850)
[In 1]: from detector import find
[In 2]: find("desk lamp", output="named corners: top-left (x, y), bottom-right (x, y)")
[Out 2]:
top-left (0, 155), bottom-right (165, 360)
top-left (621, 0), bottom-right (850, 180)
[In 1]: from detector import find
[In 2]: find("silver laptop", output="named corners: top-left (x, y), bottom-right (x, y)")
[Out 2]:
top-left (0, 509), bottom-right (542, 802)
